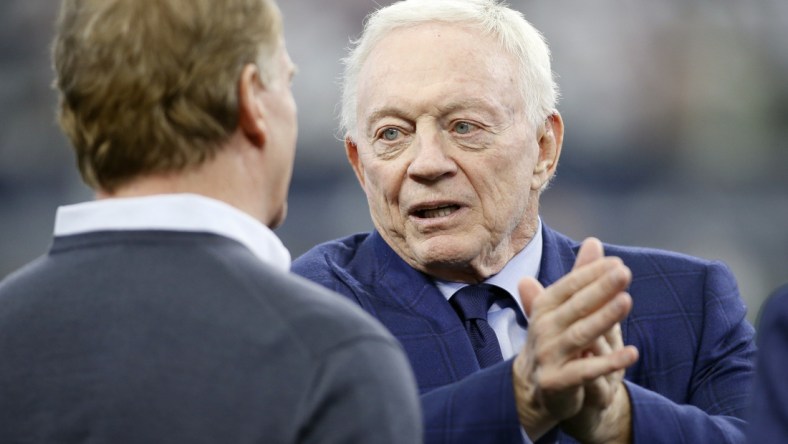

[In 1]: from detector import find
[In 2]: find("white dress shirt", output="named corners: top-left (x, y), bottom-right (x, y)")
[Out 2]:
top-left (434, 218), bottom-right (542, 359)
top-left (54, 193), bottom-right (291, 272)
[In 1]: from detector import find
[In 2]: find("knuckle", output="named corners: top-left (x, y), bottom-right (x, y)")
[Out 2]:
top-left (568, 295), bottom-right (593, 318)
top-left (608, 257), bottom-right (625, 267)
top-left (566, 324), bottom-right (591, 349)
top-left (605, 294), bottom-right (630, 319)
top-left (536, 371), bottom-right (561, 391)
top-left (530, 314), bottom-right (553, 340)
top-left (531, 297), bottom-right (549, 316)
top-left (559, 273), bottom-right (585, 297)
top-left (535, 345), bottom-right (554, 366)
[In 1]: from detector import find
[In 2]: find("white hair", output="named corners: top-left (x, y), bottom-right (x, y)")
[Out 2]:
top-left (340, 0), bottom-right (559, 140)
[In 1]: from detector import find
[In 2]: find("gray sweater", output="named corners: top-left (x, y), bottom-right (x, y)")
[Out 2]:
top-left (0, 230), bottom-right (422, 443)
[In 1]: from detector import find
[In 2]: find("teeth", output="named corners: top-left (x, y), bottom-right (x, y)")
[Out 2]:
top-left (422, 206), bottom-right (455, 218)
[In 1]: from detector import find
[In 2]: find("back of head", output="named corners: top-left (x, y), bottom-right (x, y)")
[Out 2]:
top-left (54, 0), bottom-right (282, 192)
top-left (340, 0), bottom-right (559, 139)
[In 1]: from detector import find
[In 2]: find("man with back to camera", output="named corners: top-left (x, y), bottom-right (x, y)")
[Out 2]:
top-left (0, 0), bottom-right (422, 442)
top-left (292, 0), bottom-right (756, 442)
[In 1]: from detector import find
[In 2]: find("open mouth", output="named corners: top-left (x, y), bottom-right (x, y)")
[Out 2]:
top-left (413, 205), bottom-right (460, 219)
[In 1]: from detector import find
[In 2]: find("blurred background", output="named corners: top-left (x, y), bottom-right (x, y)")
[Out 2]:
top-left (1, 0), bottom-right (785, 324)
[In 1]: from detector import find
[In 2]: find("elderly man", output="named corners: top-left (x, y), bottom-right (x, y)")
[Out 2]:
top-left (292, 0), bottom-right (756, 443)
top-left (0, 0), bottom-right (422, 442)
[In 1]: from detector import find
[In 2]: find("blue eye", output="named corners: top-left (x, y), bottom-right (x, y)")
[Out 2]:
top-left (382, 128), bottom-right (400, 141)
top-left (454, 122), bottom-right (474, 134)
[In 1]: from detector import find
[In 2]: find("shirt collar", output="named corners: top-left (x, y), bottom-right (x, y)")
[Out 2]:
top-left (434, 218), bottom-right (543, 320)
top-left (53, 193), bottom-right (291, 272)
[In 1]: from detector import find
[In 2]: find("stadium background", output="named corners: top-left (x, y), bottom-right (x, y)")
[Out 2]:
top-left (1, 0), bottom-right (786, 323)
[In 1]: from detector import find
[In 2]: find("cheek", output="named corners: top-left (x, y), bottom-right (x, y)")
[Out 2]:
top-left (362, 161), bottom-right (403, 203)
top-left (476, 151), bottom-right (533, 209)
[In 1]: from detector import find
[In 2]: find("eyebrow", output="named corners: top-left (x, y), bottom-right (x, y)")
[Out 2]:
top-left (364, 106), bottom-right (413, 130)
top-left (365, 98), bottom-right (501, 125)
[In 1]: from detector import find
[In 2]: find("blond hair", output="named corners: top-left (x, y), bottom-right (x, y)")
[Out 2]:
top-left (53, 0), bottom-right (282, 191)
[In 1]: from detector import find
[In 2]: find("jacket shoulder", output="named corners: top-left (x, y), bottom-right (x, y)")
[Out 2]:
top-left (603, 242), bottom-right (719, 274)
top-left (292, 232), bottom-right (371, 290)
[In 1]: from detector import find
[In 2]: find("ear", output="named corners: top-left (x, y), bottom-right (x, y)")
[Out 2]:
top-left (237, 63), bottom-right (267, 149)
top-left (531, 111), bottom-right (564, 191)
top-left (345, 136), bottom-right (367, 190)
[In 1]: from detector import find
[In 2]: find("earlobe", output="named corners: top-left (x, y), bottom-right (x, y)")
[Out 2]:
top-left (345, 136), bottom-right (366, 189)
top-left (237, 64), bottom-right (267, 149)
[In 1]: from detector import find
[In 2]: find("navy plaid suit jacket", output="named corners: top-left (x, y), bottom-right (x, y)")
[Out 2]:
top-left (748, 284), bottom-right (788, 443)
top-left (292, 223), bottom-right (756, 443)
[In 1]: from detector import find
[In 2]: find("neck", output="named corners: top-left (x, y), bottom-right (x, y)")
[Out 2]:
top-left (98, 141), bottom-right (270, 225)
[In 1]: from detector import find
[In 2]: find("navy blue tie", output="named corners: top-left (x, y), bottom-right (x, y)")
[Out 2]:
top-left (450, 284), bottom-right (506, 368)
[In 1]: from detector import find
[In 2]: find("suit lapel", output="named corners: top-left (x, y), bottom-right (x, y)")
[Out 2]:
top-left (537, 225), bottom-right (577, 288)
top-left (328, 231), bottom-right (482, 391)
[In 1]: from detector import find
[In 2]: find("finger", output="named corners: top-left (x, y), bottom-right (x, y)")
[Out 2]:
top-left (576, 326), bottom-right (612, 360)
top-left (605, 322), bottom-right (624, 351)
top-left (534, 257), bottom-right (625, 314)
top-left (572, 237), bottom-right (604, 271)
top-left (582, 337), bottom-right (617, 408)
top-left (584, 323), bottom-right (625, 408)
top-left (540, 345), bottom-right (639, 392)
top-left (518, 276), bottom-right (545, 318)
top-left (587, 332), bottom-right (613, 357)
top-left (550, 265), bottom-right (632, 330)
top-left (603, 323), bottom-right (627, 382)
top-left (584, 377), bottom-right (613, 409)
top-left (534, 295), bottom-right (630, 373)
top-left (555, 292), bottom-right (633, 358)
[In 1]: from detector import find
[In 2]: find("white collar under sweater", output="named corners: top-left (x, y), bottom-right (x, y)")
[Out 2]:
top-left (53, 193), bottom-right (291, 272)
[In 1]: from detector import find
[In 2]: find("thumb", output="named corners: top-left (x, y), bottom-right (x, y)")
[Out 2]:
top-left (518, 276), bottom-right (545, 317)
top-left (573, 237), bottom-right (604, 270)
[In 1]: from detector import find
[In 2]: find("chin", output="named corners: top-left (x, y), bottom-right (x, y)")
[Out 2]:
top-left (411, 237), bottom-right (478, 269)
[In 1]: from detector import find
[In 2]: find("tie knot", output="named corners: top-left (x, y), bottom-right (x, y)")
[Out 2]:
top-left (450, 284), bottom-right (506, 321)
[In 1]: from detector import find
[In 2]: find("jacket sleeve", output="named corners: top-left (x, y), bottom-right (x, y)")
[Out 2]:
top-left (421, 359), bottom-right (525, 444)
top-left (626, 261), bottom-right (756, 443)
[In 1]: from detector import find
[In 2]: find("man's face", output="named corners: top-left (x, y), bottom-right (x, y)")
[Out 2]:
top-left (260, 40), bottom-right (298, 228)
top-left (348, 22), bottom-right (560, 282)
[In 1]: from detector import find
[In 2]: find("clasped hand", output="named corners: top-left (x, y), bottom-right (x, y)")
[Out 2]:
top-left (513, 238), bottom-right (639, 443)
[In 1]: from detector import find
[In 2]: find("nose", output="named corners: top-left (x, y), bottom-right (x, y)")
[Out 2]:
top-left (406, 129), bottom-right (457, 182)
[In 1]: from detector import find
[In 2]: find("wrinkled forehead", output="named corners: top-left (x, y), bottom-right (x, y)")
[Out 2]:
top-left (362, 22), bottom-right (515, 84)
top-left (362, 21), bottom-right (507, 68)
top-left (356, 22), bottom-right (522, 110)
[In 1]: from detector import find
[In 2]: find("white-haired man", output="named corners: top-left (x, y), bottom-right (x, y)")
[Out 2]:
top-left (293, 0), bottom-right (755, 443)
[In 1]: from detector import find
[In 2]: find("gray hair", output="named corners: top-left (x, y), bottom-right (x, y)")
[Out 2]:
top-left (340, 0), bottom-right (559, 139)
